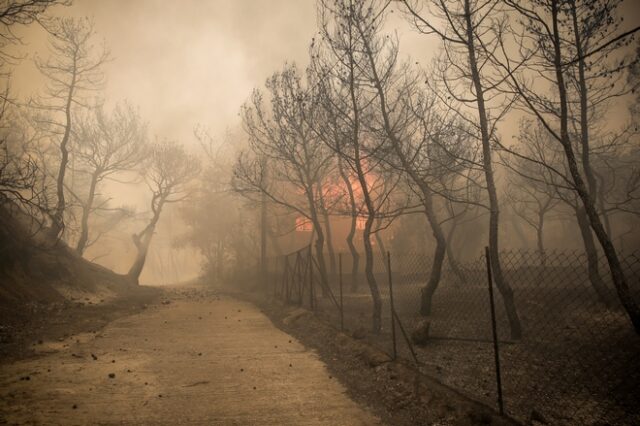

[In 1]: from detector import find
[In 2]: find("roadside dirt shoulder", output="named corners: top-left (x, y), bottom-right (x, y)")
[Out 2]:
top-left (234, 291), bottom-right (521, 426)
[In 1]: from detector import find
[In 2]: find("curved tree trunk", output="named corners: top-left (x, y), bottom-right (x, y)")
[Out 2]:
top-left (48, 68), bottom-right (77, 241)
top-left (419, 189), bottom-right (447, 316)
top-left (321, 204), bottom-right (337, 280)
top-left (76, 170), bottom-right (99, 255)
top-left (308, 206), bottom-right (330, 297)
top-left (362, 211), bottom-right (382, 333)
top-left (445, 216), bottom-right (467, 286)
top-left (345, 22), bottom-right (381, 333)
top-left (464, 0), bottom-right (521, 339)
top-left (554, 0), bottom-right (639, 332)
top-left (374, 216), bottom-right (387, 274)
top-left (127, 229), bottom-right (153, 283)
top-left (128, 198), bottom-right (164, 284)
top-left (338, 157), bottom-right (360, 292)
top-left (576, 207), bottom-right (613, 305)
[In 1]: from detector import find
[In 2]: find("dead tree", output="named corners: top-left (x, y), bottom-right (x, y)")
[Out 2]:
top-left (71, 102), bottom-right (147, 255)
top-left (497, 0), bottom-right (640, 331)
top-left (503, 125), bottom-right (561, 263)
top-left (235, 64), bottom-right (335, 294)
top-left (337, 154), bottom-right (362, 292)
top-left (127, 140), bottom-right (199, 283)
top-left (32, 17), bottom-right (108, 241)
top-left (0, 0), bottom-right (69, 68)
top-left (313, 0), bottom-right (390, 333)
top-left (400, 0), bottom-right (522, 338)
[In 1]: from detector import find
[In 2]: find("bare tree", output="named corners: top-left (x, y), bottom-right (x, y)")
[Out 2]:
top-left (0, 0), bottom-right (68, 226)
top-left (313, 0), bottom-right (392, 332)
top-left (70, 101), bottom-right (147, 255)
top-left (503, 123), bottom-right (562, 262)
top-left (400, 0), bottom-right (522, 338)
top-left (127, 140), bottom-right (199, 283)
top-left (497, 0), bottom-right (640, 331)
top-left (32, 17), bottom-right (108, 241)
top-left (0, 0), bottom-right (69, 68)
top-left (234, 64), bottom-right (336, 294)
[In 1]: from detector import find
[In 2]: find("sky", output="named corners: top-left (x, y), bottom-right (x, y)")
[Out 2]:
top-left (14, 0), bottom-right (319, 144)
top-left (12, 0), bottom-right (638, 147)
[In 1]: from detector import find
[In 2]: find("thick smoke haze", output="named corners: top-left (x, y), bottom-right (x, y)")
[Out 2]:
top-left (1, 1), bottom-right (640, 424)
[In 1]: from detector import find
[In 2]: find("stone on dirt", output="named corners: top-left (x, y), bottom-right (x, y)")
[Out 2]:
top-left (359, 346), bottom-right (391, 368)
top-left (411, 319), bottom-right (431, 346)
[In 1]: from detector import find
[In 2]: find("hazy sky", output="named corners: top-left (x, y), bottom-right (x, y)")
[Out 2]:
top-left (12, 0), bottom-right (435, 147)
top-left (13, 0), bottom-right (639, 148)
top-left (14, 0), bottom-right (319, 143)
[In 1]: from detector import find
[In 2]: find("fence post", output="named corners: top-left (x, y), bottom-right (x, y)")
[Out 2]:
top-left (309, 246), bottom-right (315, 311)
top-left (387, 251), bottom-right (397, 361)
top-left (298, 252), bottom-right (303, 306)
top-left (485, 246), bottom-right (505, 416)
top-left (339, 253), bottom-right (344, 332)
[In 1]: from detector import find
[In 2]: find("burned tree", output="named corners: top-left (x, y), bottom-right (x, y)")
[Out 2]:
top-left (70, 102), bottom-right (147, 255)
top-left (32, 17), bottom-right (108, 241)
top-left (498, 0), bottom-right (640, 331)
top-left (127, 140), bottom-right (198, 283)
top-left (400, 0), bottom-right (522, 338)
top-left (234, 64), bottom-right (336, 293)
top-left (313, 0), bottom-right (391, 333)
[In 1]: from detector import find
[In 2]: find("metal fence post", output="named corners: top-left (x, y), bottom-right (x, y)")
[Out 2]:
top-left (309, 247), bottom-right (315, 311)
top-left (388, 251), bottom-right (397, 361)
top-left (485, 246), bottom-right (505, 415)
top-left (339, 253), bottom-right (344, 332)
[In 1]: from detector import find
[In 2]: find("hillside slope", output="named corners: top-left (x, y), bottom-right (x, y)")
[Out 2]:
top-left (0, 201), bottom-right (159, 359)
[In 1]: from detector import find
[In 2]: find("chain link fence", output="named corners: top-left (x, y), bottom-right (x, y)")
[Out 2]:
top-left (264, 247), bottom-right (640, 425)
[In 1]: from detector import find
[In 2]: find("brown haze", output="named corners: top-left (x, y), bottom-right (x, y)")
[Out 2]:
top-left (2, 1), bottom-right (640, 425)
top-left (8, 1), bottom-right (640, 284)
top-left (10, 0), bottom-right (442, 283)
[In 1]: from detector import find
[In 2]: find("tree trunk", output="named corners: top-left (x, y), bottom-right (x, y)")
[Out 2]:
top-left (345, 24), bottom-right (381, 333)
top-left (357, 19), bottom-right (448, 322)
top-left (464, 0), bottom-right (521, 339)
top-left (362, 211), bottom-right (382, 333)
top-left (48, 67), bottom-right (77, 241)
top-left (338, 157), bottom-right (360, 292)
top-left (308, 209), bottom-right (330, 297)
top-left (445, 217), bottom-right (467, 285)
top-left (128, 198), bottom-right (164, 284)
top-left (374, 216), bottom-right (387, 274)
top-left (75, 170), bottom-right (99, 255)
top-left (419, 189), bottom-right (447, 316)
top-left (127, 227), bottom-right (154, 284)
top-left (552, 0), bottom-right (640, 333)
top-left (321, 203), bottom-right (337, 280)
top-left (575, 207), bottom-right (613, 305)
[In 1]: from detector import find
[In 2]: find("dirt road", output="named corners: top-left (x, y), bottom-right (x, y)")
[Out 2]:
top-left (0, 288), bottom-right (381, 425)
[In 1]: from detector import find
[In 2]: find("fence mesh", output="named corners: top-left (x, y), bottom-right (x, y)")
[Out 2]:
top-left (264, 247), bottom-right (640, 425)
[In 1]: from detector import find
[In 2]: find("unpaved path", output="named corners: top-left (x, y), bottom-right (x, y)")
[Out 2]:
top-left (0, 288), bottom-right (381, 425)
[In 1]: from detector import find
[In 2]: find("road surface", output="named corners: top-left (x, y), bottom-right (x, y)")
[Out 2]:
top-left (0, 288), bottom-right (381, 425)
